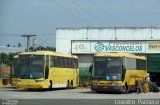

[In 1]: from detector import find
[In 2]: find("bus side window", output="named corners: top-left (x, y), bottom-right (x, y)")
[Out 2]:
top-left (74, 59), bottom-right (78, 68)
top-left (55, 56), bottom-right (60, 67)
top-left (46, 55), bottom-right (49, 67)
top-left (64, 58), bottom-right (68, 68)
top-left (122, 65), bottom-right (126, 80)
top-left (68, 58), bottom-right (72, 68)
top-left (45, 66), bottom-right (49, 79)
top-left (45, 55), bottom-right (49, 79)
top-left (50, 56), bottom-right (55, 67)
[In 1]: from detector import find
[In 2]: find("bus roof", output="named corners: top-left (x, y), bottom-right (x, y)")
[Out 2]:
top-left (94, 52), bottom-right (146, 60)
top-left (19, 51), bottom-right (78, 59)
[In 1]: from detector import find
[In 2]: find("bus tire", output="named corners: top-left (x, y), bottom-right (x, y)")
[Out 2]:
top-left (136, 81), bottom-right (141, 93)
top-left (122, 83), bottom-right (129, 94)
top-left (66, 80), bottom-right (70, 89)
top-left (48, 81), bottom-right (52, 90)
top-left (70, 80), bottom-right (73, 89)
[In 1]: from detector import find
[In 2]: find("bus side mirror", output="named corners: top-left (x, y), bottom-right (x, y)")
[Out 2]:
top-left (45, 66), bottom-right (49, 79)
top-left (122, 65), bottom-right (126, 72)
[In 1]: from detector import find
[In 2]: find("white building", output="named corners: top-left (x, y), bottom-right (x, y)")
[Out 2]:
top-left (56, 27), bottom-right (160, 83)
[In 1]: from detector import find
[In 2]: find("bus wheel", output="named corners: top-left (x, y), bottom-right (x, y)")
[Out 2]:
top-left (70, 80), bottom-right (73, 89)
top-left (48, 81), bottom-right (52, 90)
top-left (136, 81), bottom-right (143, 93)
top-left (66, 80), bottom-right (70, 89)
top-left (122, 83), bottom-right (129, 94)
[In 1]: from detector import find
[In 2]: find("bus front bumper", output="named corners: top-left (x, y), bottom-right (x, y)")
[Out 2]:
top-left (91, 84), bottom-right (125, 92)
top-left (16, 82), bottom-right (48, 89)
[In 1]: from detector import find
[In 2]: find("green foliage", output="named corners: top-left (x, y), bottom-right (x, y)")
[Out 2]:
top-left (29, 46), bottom-right (56, 51)
top-left (6, 44), bottom-right (10, 47)
top-left (0, 46), bottom-right (56, 66)
top-left (0, 52), bottom-right (19, 66)
top-left (17, 43), bottom-right (22, 47)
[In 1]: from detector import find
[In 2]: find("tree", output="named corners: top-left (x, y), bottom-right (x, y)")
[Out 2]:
top-left (18, 43), bottom-right (22, 47)
top-left (0, 53), bottom-right (8, 65)
top-left (31, 46), bottom-right (56, 51)
top-left (29, 47), bottom-right (34, 51)
top-left (0, 52), bottom-right (19, 66)
top-left (6, 44), bottom-right (10, 47)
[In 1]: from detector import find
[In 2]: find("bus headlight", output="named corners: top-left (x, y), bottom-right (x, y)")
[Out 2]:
top-left (36, 80), bottom-right (44, 83)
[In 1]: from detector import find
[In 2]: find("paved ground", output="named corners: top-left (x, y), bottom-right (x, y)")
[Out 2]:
top-left (0, 86), bottom-right (160, 99)
top-left (0, 87), bottom-right (160, 105)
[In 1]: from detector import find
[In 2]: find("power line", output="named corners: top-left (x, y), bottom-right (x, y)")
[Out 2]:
top-left (0, 33), bottom-right (56, 36)
top-left (70, 0), bottom-right (107, 25)
top-left (50, 0), bottom-right (88, 26)
top-left (91, 0), bottom-right (124, 26)
top-left (38, 34), bottom-right (56, 36)
top-left (0, 32), bottom-right (21, 36)
top-left (0, 32), bottom-right (19, 35)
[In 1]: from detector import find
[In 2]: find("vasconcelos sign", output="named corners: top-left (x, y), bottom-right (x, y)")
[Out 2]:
top-left (92, 41), bottom-right (145, 53)
top-left (72, 41), bottom-right (146, 53)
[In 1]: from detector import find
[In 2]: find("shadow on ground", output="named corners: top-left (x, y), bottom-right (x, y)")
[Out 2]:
top-left (1, 86), bottom-right (70, 92)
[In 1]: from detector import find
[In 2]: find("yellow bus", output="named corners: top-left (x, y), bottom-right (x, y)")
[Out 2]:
top-left (91, 52), bottom-right (148, 93)
top-left (15, 51), bottom-right (79, 90)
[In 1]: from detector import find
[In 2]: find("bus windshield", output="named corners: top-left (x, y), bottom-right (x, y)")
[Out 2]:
top-left (19, 55), bottom-right (44, 79)
top-left (93, 57), bottom-right (122, 80)
top-left (12, 57), bottom-right (22, 78)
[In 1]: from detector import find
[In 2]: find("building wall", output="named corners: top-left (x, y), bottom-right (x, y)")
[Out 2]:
top-left (56, 27), bottom-right (160, 54)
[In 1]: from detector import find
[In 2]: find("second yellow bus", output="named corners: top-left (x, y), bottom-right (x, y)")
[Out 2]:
top-left (91, 52), bottom-right (148, 93)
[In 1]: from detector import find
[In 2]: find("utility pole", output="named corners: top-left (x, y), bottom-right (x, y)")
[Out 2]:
top-left (21, 34), bottom-right (36, 52)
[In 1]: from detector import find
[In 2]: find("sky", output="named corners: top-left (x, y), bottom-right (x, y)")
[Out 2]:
top-left (0, 0), bottom-right (160, 48)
